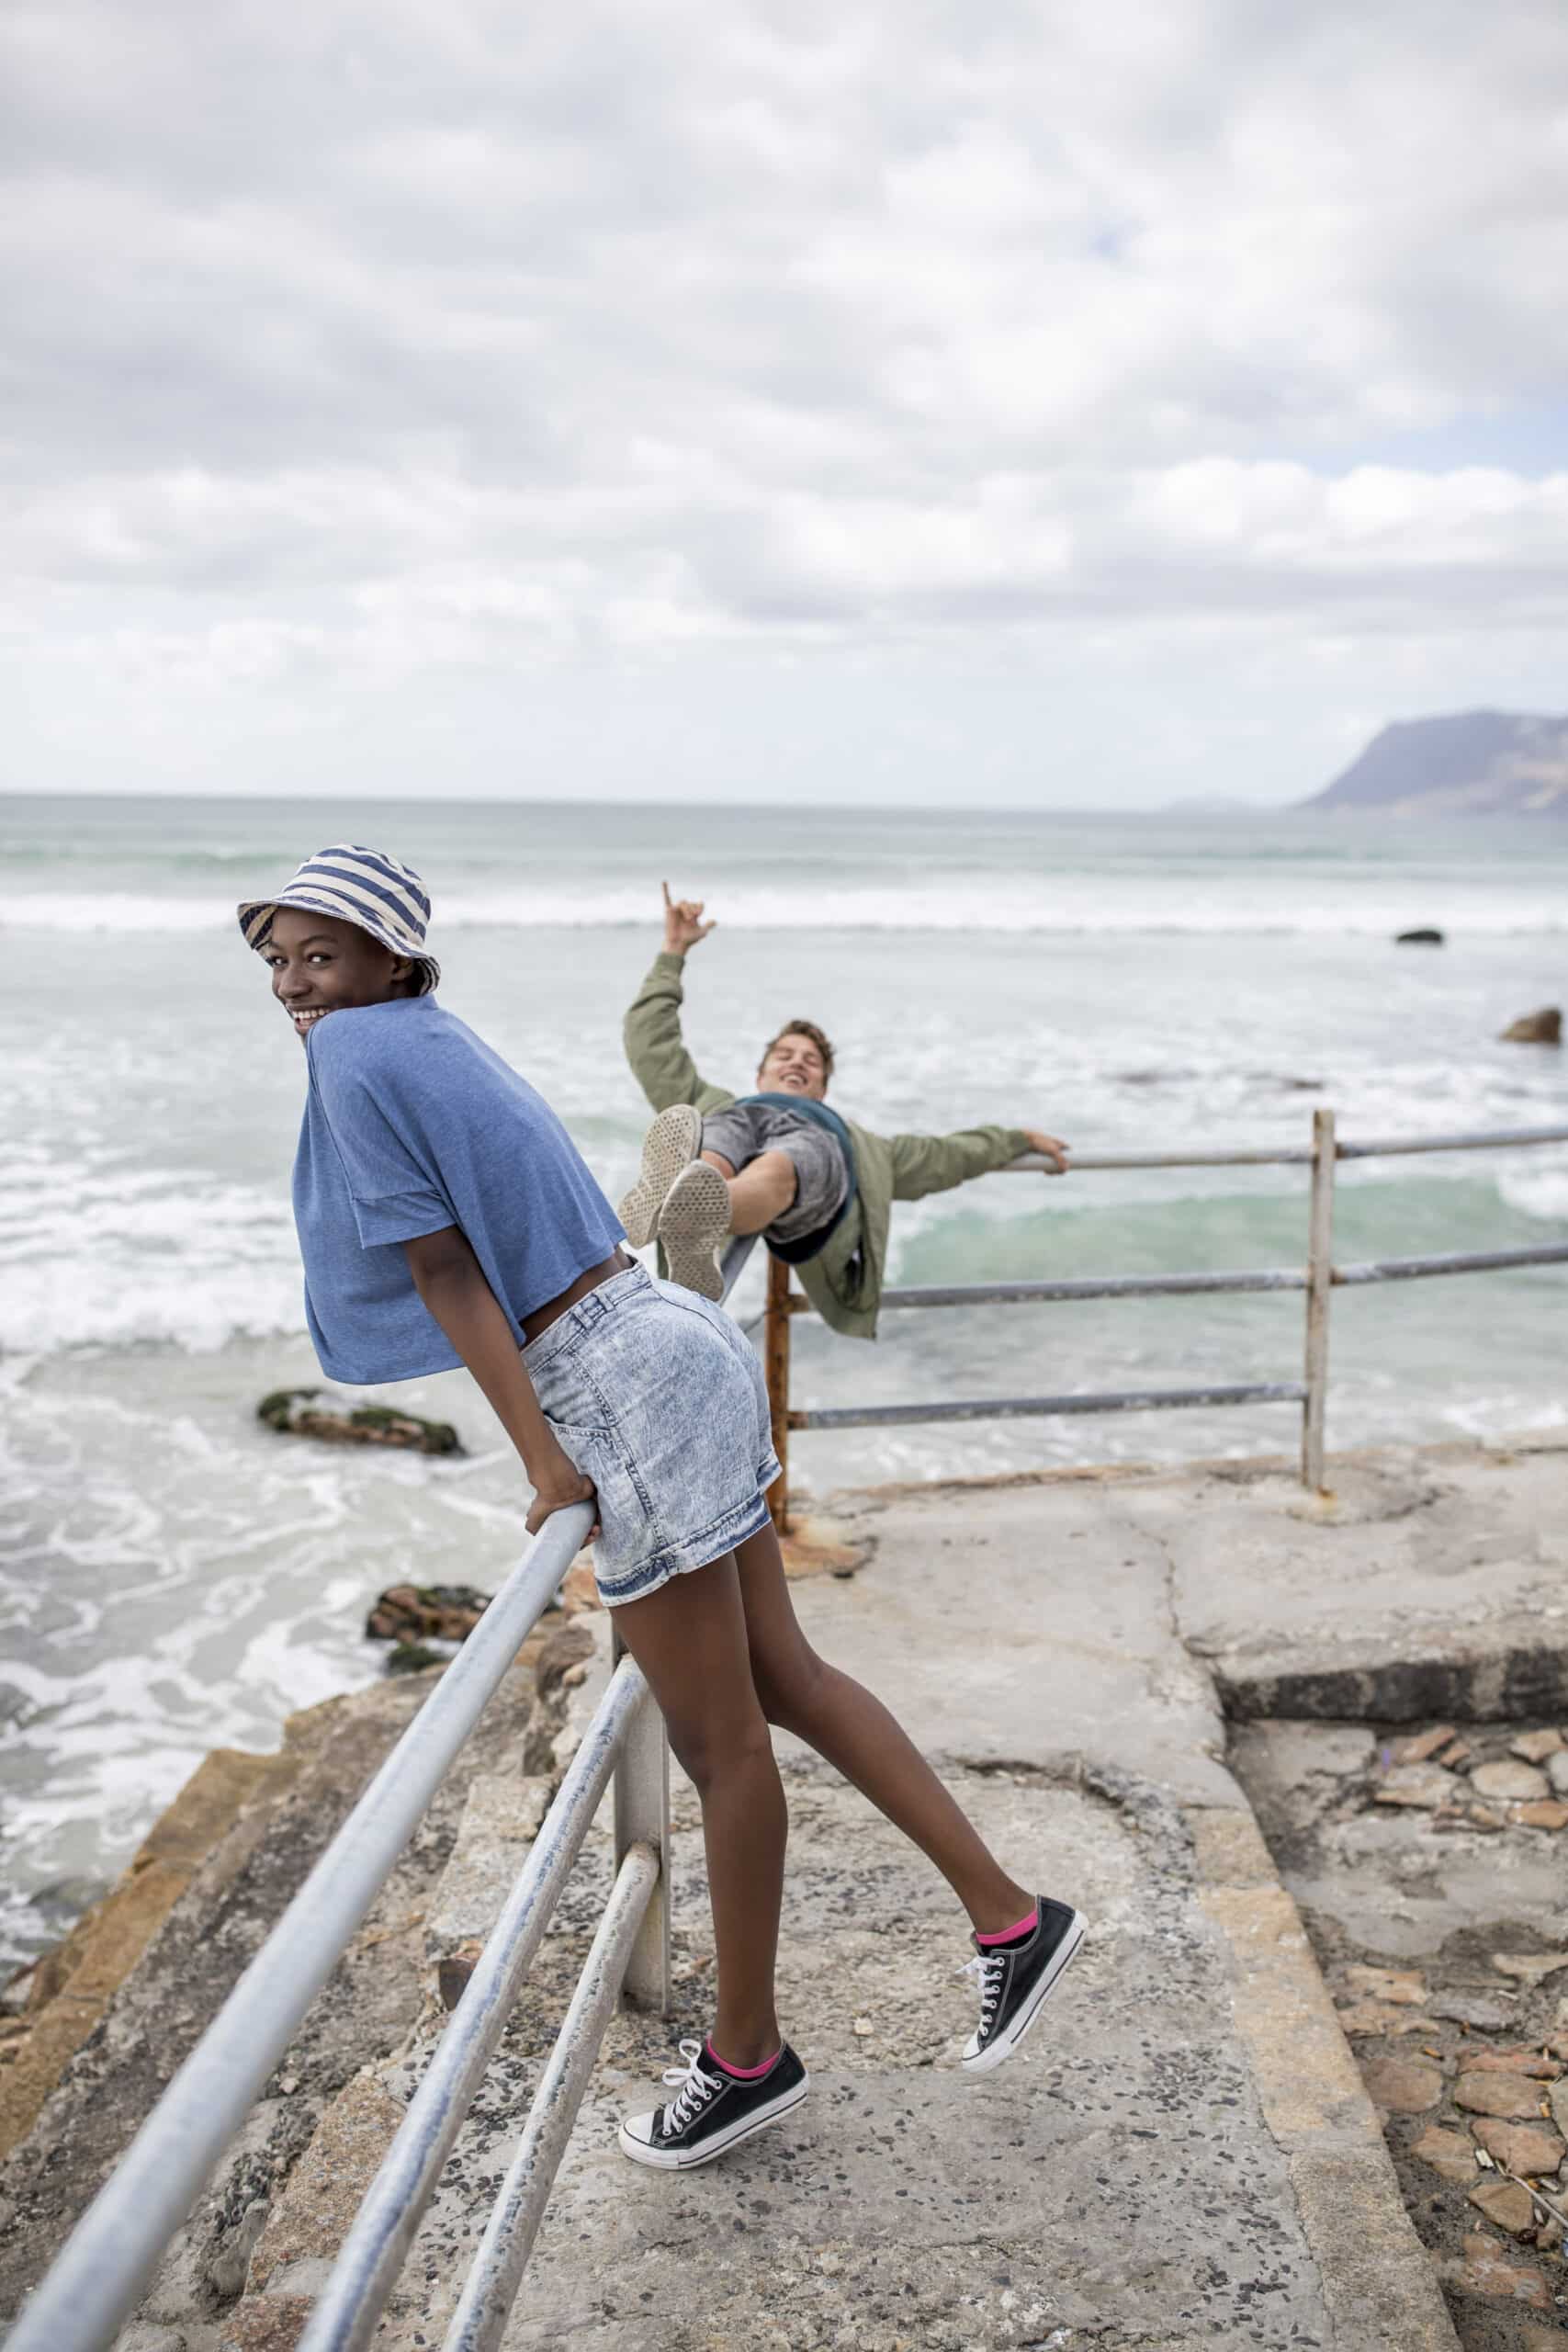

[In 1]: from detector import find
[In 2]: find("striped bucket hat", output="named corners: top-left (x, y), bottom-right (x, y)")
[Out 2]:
top-left (237, 845), bottom-right (440, 993)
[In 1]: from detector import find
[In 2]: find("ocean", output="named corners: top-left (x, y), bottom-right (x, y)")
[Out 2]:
top-left (3, 791), bottom-right (1565, 1966)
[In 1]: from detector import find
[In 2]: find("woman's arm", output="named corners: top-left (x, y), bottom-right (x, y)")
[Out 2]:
top-left (403, 1226), bottom-right (596, 1535)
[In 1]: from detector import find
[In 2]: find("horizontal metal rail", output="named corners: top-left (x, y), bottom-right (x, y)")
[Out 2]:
top-left (998, 1122), bottom-right (1568, 1174)
top-left (6, 1499), bottom-right (596, 2352)
top-left (297, 1657), bottom-right (651, 2352)
top-left (1335, 1124), bottom-right (1568, 1162)
top-left (761, 1111), bottom-right (1567, 1518)
top-left (876, 1240), bottom-right (1568, 1314)
top-left (444, 1843), bottom-right (660, 2352)
top-left (789, 1380), bottom-right (1307, 1431)
top-left (1002, 1146), bottom-right (1314, 1170)
top-left (881, 1266), bottom-right (1309, 1307)
top-left (1334, 1242), bottom-right (1568, 1285)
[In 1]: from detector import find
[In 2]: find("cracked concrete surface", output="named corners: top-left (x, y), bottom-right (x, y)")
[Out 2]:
top-left (23, 1435), bottom-right (1564, 2350)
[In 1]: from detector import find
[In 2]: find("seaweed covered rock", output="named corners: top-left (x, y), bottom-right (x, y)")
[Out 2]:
top-left (257, 1388), bottom-right (464, 1455)
top-left (365, 1585), bottom-right (492, 1644)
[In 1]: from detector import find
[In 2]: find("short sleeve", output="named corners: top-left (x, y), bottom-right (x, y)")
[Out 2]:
top-left (308, 1042), bottom-right (455, 1250)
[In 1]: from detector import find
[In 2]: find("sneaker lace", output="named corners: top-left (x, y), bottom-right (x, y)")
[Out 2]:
top-left (660, 2038), bottom-right (723, 2135)
top-left (959, 1950), bottom-right (1006, 2033)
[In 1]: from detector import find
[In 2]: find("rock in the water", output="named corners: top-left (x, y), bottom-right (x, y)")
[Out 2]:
top-left (366, 1585), bottom-right (491, 1643)
top-left (258, 1388), bottom-right (464, 1455)
top-left (1472, 1759), bottom-right (1551, 1802)
top-left (1455, 2069), bottom-right (1547, 2119)
top-left (385, 1643), bottom-right (444, 1676)
top-left (1395, 927), bottom-right (1445, 945)
top-left (1499, 1006), bottom-right (1562, 1045)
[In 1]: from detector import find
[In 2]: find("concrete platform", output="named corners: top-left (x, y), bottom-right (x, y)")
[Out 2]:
top-left (447, 1453), bottom-right (1518, 2352)
top-left (27, 1433), bottom-right (1568, 2349)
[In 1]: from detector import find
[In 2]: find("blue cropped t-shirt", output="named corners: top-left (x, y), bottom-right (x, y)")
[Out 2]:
top-left (293, 996), bottom-right (625, 1383)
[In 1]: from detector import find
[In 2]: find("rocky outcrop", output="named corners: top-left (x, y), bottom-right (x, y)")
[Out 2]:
top-left (365, 1585), bottom-right (491, 1645)
top-left (1303, 710), bottom-right (1568, 819)
top-left (0, 1613), bottom-right (603, 2344)
top-left (256, 1391), bottom-right (463, 1455)
top-left (1500, 1006), bottom-right (1562, 1046)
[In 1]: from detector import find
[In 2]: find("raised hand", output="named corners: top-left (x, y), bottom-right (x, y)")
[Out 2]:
top-left (661, 879), bottom-right (716, 956)
top-left (1021, 1127), bottom-right (1070, 1175)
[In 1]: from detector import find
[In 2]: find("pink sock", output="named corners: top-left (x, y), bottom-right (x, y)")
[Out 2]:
top-left (705, 2040), bottom-right (780, 2079)
top-left (976, 1905), bottom-right (1038, 1947)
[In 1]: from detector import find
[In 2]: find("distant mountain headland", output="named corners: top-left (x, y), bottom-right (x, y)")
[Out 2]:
top-left (1303, 710), bottom-right (1568, 819)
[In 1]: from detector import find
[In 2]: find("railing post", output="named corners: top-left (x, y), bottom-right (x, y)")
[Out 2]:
top-left (612, 1632), bottom-right (670, 2014)
top-left (1301, 1106), bottom-right (1337, 1491)
top-left (763, 1249), bottom-right (793, 1536)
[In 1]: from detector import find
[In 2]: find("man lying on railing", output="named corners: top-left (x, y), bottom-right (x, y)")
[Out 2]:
top-left (620, 884), bottom-right (1071, 1332)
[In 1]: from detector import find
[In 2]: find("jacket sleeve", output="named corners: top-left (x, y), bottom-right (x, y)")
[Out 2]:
top-left (622, 951), bottom-right (735, 1116)
top-left (887, 1124), bottom-right (1032, 1201)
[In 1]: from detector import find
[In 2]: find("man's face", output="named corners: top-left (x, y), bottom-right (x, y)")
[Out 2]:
top-left (757, 1030), bottom-right (829, 1099)
top-left (263, 908), bottom-right (412, 1044)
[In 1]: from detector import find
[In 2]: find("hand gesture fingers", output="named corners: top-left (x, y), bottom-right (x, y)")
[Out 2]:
top-left (661, 882), bottom-right (716, 953)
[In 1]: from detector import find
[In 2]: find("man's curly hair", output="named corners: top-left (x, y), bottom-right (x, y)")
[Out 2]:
top-left (758, 1018), bottom-right (836, 1086)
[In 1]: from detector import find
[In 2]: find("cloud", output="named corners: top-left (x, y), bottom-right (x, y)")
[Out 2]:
top-left (3, 0), bottom-right (1567, 801)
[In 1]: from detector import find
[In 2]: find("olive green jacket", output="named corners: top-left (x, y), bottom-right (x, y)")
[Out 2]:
top-left (624, 951), bottom-right (1031, 1340)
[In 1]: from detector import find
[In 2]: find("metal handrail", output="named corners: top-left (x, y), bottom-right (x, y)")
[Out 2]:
top-left (997, 1122), bottom-right (1568, 1172)
top-left (11, 1233), bottom-right (764, 2352)
top-left (762, 1114), bottom-right (1568, 1521)
top-left (3, 1506), bottom-right (592, 2352)
top-left (297, 1656), bottom-right (651, 2352)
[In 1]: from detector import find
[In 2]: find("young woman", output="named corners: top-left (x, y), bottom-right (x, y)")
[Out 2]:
top-left (243, 844), bottom-right (1085, 2172)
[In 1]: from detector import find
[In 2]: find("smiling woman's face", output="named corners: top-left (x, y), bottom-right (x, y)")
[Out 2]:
top-left (262, 908), bottom-right (414, 1043)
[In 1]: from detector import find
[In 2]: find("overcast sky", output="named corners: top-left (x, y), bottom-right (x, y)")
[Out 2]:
top-left (4, 0), bottom-right (1566, 808)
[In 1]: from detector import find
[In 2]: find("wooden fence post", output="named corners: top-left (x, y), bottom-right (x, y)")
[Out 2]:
top-left (1301, 1106), bottom-right (1337, 1491)
top-left (763, 1250), bottom-right (793, 1535)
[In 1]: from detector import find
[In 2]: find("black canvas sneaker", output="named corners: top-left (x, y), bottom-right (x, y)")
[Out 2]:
top-left (618, 2037), bottom-right (809, 2169)
top-left (959, 1896), bottom-right (1087, 2075)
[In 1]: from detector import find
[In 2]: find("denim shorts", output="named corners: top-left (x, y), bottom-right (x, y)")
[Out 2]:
top-left (699, 1102), bottom-right (850, 1247)
top-left (521, 1261), bottom-right (782, 1606)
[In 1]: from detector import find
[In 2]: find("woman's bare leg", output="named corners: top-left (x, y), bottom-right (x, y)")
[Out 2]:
top-left (611, 1553), bottom-right (787, 2066)
top-left (734, 1521), bottom-right (1032, 1934)
top-left (700, 1148), bottom-right (797, 1238)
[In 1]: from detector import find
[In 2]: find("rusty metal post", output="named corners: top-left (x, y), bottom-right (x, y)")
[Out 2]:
top-left (1302, 1106), bottom-right (1337, 1491)
top-left (763, 1250), bottom-right (793, 1535)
